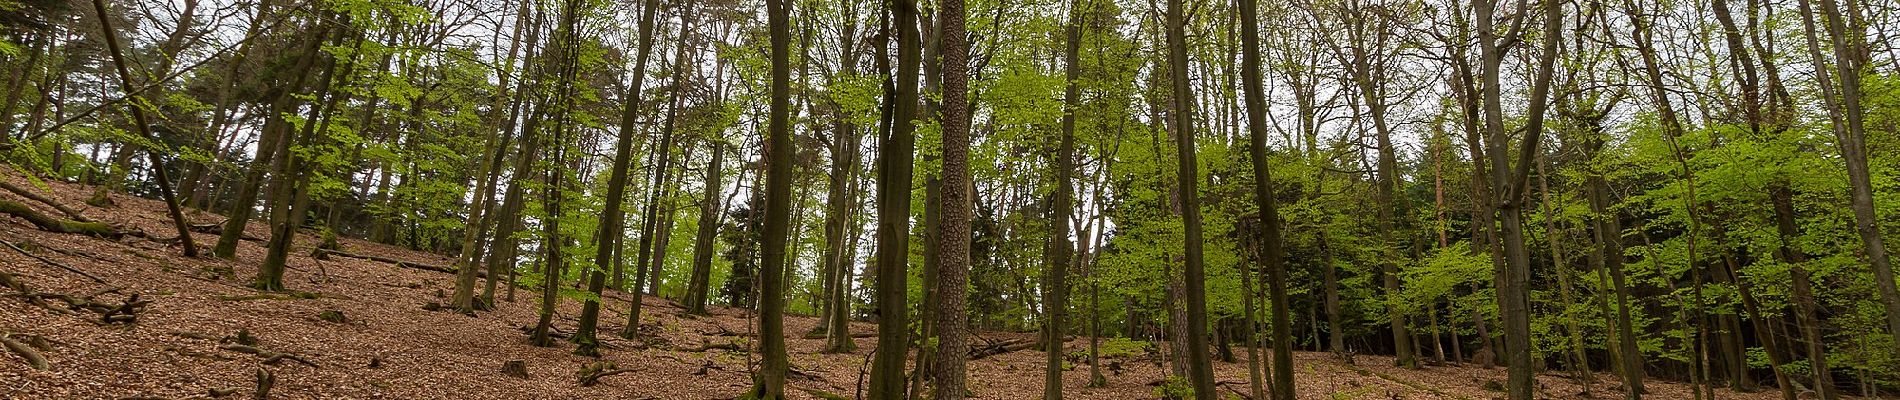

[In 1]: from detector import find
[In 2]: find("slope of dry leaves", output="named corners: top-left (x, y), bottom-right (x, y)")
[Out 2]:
top-left (0, 172), bottom-right (1786, 399)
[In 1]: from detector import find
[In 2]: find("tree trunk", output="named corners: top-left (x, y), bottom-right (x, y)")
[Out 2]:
top-left (90, 0), bottom-right (200, 259)
top-left (1239, 0), bottom-right (1295, 396)
top-left (1474, 0), bottom-right (1561, 397)
top-left (930, 0), bottom-right (973, 395)
top-left (867, 0), bottom-right (920, 393)
top-left (572, 0), bottom-right (658, 354)
top-left (1164, 0), bottom-right (1213, 396)
top-left (1799, 0), bottom-right (1900, 340)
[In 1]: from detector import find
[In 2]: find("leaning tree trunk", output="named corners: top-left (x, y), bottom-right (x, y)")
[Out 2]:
top-left (90, 0), bottom-right (200, 258)
top-left (572, 0), bottom-right (658, 355)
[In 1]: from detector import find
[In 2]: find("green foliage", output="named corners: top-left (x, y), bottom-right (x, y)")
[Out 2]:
top-left (1152, 375), bottom-right (1194, 400)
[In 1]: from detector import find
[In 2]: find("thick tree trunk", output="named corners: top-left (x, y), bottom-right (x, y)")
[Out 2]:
top-left (930, 0), bottom-right (973, 395)
top-left (867, 0), bottom-right (920, 394)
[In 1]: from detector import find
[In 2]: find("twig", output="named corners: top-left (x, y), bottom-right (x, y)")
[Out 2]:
top-left (2, 240), bottom-right (105, 284)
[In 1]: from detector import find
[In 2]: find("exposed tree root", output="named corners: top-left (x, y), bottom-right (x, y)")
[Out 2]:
top-left (576, 361), bottom-right (639, 386)
top-left (219, 343), bottom-right (318, 368)
top-left (253, 367), bottom-right (273, 400)
top-left (0, 198), bottom-right (118, 238)
top-left (3, 281), bottom-right (146, 324)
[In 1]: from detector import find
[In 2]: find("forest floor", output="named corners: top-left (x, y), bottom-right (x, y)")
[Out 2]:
top-left (0, 173), bottom-right (1786, 400)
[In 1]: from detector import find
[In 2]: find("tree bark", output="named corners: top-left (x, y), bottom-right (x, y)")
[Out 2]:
top-left (931, 0), bottom-right (973, 395)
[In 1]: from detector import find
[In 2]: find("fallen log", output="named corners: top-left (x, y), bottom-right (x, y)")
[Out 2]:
top-left (968, 338), bottom-right (1038, 360)
top-left (312, 249), bottom-right (476, 277)
top-left (0, 180), bottom-right (90, 222)
top-left (0, 198), bottom-right (118, 238)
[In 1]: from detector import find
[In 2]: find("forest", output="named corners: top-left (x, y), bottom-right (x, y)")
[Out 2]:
top-left (0, 0), bottom-right (1898, 398)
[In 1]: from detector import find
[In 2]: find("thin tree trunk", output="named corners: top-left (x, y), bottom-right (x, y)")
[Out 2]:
top-left (1164, 0), bottom-right (1213, 396)
top-left (572, 0), bottom-right (658, 354)
top-left (90, 0), bottom-right (200, 259)
top-left (750, 0), bottom-right (795, 395)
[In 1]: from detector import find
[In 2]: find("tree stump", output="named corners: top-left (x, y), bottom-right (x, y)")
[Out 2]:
top-left (501, 360), bottom-right (529, 379)
top-left (317, 310), bottom-right (346, 323)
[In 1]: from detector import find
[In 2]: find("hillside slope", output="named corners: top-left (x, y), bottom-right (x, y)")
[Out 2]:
top-left (0, 174), bottom-right (1779, 399)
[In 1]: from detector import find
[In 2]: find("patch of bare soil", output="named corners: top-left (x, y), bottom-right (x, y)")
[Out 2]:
top-left (0, 173), bottom-right (1784, 399)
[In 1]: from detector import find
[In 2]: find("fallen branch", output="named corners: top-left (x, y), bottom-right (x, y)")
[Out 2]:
top-left (0, 180), bottom-right (89, 222)
top-left (0, 199), bottom-right (118, 238)
top-left (681, 339), bottom-right (746, 352)
top-left (2, 240), bottom-right (105, 283)
top-left (311, 249), bottom-right (474, 277)
top-left (1, 334), bottom-right (48, 370)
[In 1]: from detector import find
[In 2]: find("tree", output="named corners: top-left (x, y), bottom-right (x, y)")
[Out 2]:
top-left (868, 0), bottom-right (921, 395)
top-left (1471, 0), bottom-right (1562, 397)
top-left (818, 0), bottom-right (866, 355)
top-left (747, 0), bottom-right (794, 396)
top-left (1238, 0), bottom-right (1294, 396)
top-left (572, 0), bottom-right (660, 355)
top-left (88, 0), bottom-right (199, 261)
top-left (1164, 0), bottom-right (1213, 397)
top-left (684, 140), bottom-right (727, 315)
top-left (1043, 0), bottom-right (1084, 396)
top-left (931, 0), bottom-right (974, 395)
top-left (530, 0), bottom-right (584, 348)
top-left (1799, 0), bottom-right (1900, 340)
